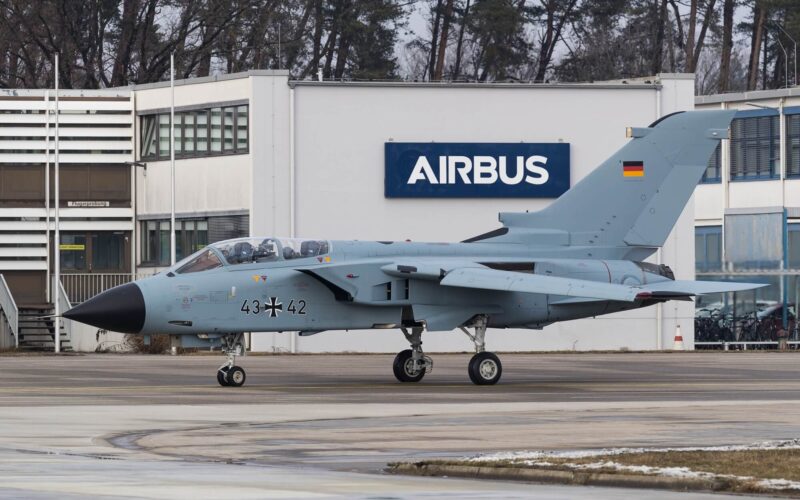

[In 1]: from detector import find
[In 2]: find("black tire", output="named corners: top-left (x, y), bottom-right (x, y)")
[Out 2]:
top-left (392, 349), bottom-right (426, 383)
top-left (468, 352), bottom-right (502, 385)
top-left (227, 366), bottom-right (246, 387)
top-left (217, 367), bottom-right (230, 387)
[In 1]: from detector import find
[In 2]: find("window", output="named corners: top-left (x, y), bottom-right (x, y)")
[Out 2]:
top-left (177, 249), bottom-right (222, 274)
top-left (210, 238), bottom-right (330, 265)
top-left (223, 107), bottom-right (235, 151)
top-left (184, 112), bottom-right (195, 154)
top-left (158, 114), bottom-right (170, 158)
top-left (197, 111), bottom-right (208, 153)
top-left (140, 104), bottom-right (248, 161)
top-left (236, 105), bottom-right (248, 150)
top-left (701, 143), bottom-right (721, 183)
top-left (789, 224), bottom-right (800, 269)
top-left (60, 234), bottom-right (87, 271)
top-left (60, 231), bottom-right (128, 272)
top-left (174, 113), bottom-right (183, 155)
top-left (91, 232), bottom-right (124, 271)
top-left (788, 114), bottom-right (800, 177)
top-left (730, 115), bottom-right (780, 180)
top-left (695, 226), bottom-right (722, 272)
top-left (141, 115), bottom-right (157, 158)
top-left (210, 107), bottom-right (222, 153)
top-left (141, 219), bottom-right (209, 266)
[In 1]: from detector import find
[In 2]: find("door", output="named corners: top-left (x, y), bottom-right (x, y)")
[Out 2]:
top-left (55, 231), bottom-right (131, 303)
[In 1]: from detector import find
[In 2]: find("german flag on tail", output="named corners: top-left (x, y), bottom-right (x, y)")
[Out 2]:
top-left (623, 161), bottom-right (644, 177)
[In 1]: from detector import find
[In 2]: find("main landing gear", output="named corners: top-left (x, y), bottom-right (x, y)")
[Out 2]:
top-left (217, 332), bottom-right (247, 387)
top-left (392, 315), bottom-right (502, 385)
top-left (460, 315), bottom-right (502, 385)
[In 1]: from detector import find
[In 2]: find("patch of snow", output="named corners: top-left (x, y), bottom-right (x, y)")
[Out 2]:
top-left (467, 438), bottom-right (800, 463)
top-left (463, 438), bottom-right (800, 491)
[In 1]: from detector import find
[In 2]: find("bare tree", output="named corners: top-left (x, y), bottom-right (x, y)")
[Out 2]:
top-left (718, 0), bottom-right (733, 91)
top-left (747, 1), bottom-right (767, 90)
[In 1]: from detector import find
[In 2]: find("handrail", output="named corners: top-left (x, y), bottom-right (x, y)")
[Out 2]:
top-left (60, 273), bottom-right (144, 304)
top-left (0, 274), bottom-right (19, 347)
top-left (56, 278), bottom-right (72, 346)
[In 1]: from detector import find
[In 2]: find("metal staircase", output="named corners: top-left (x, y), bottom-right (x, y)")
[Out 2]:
top-left (0, 274), bottom-right (74, 351)
top-left (17, 305), bottom-right (71, 351)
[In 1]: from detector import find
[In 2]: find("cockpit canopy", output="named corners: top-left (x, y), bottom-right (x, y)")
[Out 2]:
top-left (176, 237), bottom-right (331, 274)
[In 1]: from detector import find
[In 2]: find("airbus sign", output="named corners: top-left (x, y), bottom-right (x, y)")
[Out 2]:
top-left (385, 142), bottom-right (570, 198)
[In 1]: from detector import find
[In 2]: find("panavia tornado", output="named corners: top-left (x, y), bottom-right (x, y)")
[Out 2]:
top-left (64, 110), bottom-right (763, 387)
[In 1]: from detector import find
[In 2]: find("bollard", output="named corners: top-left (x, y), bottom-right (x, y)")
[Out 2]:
top-left (672, 325), bottom-right (684, 350)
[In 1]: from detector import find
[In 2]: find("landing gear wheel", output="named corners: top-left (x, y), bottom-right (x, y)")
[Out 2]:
top-left (217, 366), bottom-right (231, 387)
top-left (468, 352), bottom-right (502, 385)
top-left (226, 366), bottom-right (246, 387)
top-left (393, 349), bottom-right (426, 383)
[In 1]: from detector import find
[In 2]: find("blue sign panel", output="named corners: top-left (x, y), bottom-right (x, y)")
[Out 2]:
top-left (385, 142), bottom-right (570, 198)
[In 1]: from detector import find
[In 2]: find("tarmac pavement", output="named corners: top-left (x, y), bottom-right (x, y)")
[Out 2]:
top-left (0, 351), bottom-right (798, 498)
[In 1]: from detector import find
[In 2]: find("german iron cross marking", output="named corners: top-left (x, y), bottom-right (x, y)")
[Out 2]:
top-left (265, 297), bottom-right (283, 318)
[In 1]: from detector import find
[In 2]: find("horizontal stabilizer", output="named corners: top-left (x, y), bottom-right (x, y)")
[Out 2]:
top-left (638, 280), bottom-right (767, 297)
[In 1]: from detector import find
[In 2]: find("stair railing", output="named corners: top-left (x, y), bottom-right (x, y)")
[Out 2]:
top-left (0, 274), bottom-right (19, 348)
top-left (56, 277), bottom-right (72, 347)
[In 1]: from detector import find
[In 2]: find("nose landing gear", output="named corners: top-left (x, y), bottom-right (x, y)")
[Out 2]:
top-left (217, 332), bottom-right (247, 387)
top-left (393, 326), bottom-right (433, 382)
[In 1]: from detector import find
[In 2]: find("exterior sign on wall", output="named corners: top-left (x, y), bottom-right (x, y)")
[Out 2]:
top-left (68, 201), bottom-right (110, 207)
top-left (385, 142), bottom-right (570, 198)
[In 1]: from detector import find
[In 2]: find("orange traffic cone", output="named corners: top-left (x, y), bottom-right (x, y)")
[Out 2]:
top-left (673, 325), bottom-right (685, 350)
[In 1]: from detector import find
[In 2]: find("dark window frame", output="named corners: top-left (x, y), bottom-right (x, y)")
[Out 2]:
top-left (729, 115), bottom-right (780, 181)
top-left (140, 218), bottom-right (209, 267)
top-left (787, 114), bottom-right (800, 178)
top-left (695, 225), bottom-right (722, 273)
top-left (701, 142), bottom-right (722, 183)
top-left (140, 105), bottom-right (249, 161)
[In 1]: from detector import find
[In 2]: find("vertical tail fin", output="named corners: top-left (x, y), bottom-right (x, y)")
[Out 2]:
top-left (497, 110), bottom-right (734, 249)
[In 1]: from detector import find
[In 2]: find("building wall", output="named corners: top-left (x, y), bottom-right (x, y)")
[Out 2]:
top-left (248, 74), bottom-right (696, 353)
top-left (694, 88), bottom-right (800, 343)
top-left (133, 75), bottom-right (259, 219)
top-left (0, 73), bottom-right (697, 352)
top-left (0, 89), bottom-right (133, 305)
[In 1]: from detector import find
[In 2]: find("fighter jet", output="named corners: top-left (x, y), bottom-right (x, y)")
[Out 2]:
top-left (64, 110), bottom-right (763, 387)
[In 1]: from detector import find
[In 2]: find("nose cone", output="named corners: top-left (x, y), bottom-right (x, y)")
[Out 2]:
top-left (63, 282), bottom-right (146, 333)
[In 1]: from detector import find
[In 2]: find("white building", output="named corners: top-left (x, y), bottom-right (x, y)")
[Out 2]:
top-left (1, 72), bottom-right (698, 352)
top-left (0, 89), bottom-right (133, 350)
top-left (694, 87), bottom-right (800, 344)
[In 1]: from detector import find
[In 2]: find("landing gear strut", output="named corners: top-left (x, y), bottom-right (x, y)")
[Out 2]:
top-left (393, 326), bottom-right (433, 383)
top-left (217, 332), bottom-right (247, 387)
top-left (460, 315), bottom-right (502, 385)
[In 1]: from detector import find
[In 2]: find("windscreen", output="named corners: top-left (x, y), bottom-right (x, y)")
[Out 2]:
top-left (176, 249), bottom-right (222, 274)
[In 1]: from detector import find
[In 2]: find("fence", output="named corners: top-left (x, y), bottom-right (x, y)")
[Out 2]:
top-left (695, 310), bottom-right (798, 349)
top-left (59, 273), bottom-right (146, 304)
top-left (0, 274), bottom-right (18, 347)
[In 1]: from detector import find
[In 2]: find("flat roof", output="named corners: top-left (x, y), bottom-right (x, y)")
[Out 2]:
top-left (126, 69), bottom-right (666, 91)
top-left (288, 80), bottom-right (661, 90)
top-left (0, 70), bottom-right (688, 95)
top-left (124, 69), bottom-right (290, 91)
top-left (696, 86), bottom-right (800, 105)
top-left (0, 88), bottom-right (130, 99)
